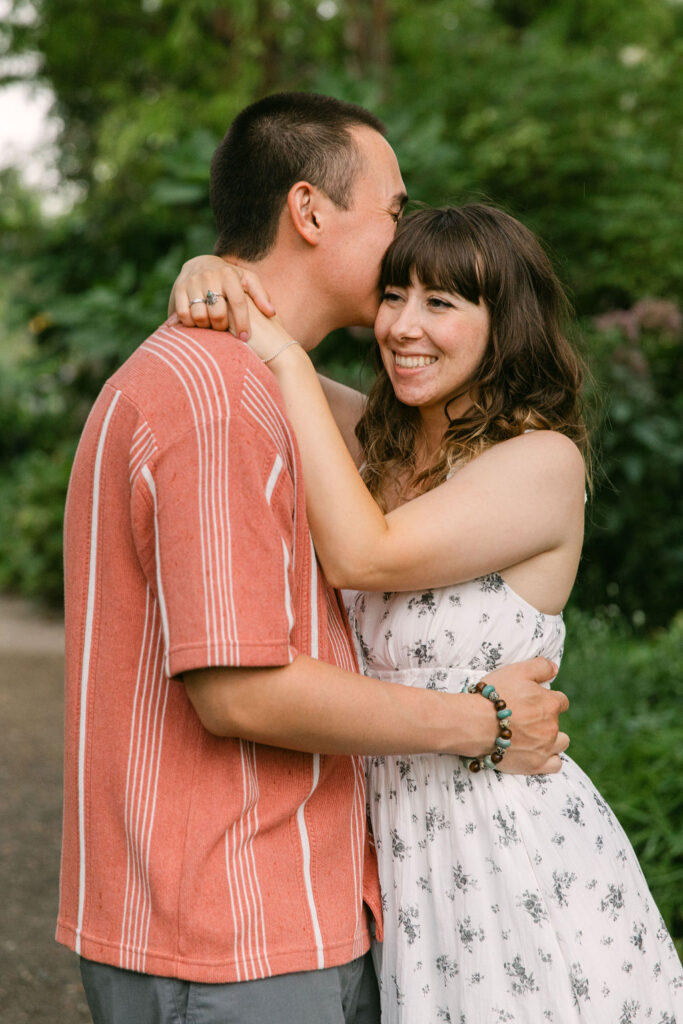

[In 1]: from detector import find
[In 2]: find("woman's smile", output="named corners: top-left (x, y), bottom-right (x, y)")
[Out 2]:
top-left (392, 352), bottom-right (439, 370)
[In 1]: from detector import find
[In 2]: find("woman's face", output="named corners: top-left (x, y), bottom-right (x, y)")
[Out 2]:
top-left (374, 274), bottom-right (490, 423)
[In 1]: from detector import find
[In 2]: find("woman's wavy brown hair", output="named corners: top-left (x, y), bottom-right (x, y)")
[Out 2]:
top-left (356, 204), bottom-right (591, 509)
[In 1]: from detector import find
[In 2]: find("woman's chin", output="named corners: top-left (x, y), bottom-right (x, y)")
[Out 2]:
top-left (390, 380), bottom-right (438, 410)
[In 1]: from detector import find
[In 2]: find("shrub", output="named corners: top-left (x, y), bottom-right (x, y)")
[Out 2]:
top-left (560, 607), bottom-right (683, 945)
top-left (576, 307), bottom-right (683, 627)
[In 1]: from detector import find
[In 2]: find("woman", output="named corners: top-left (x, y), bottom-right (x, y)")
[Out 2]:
top-left (172, 205), bottom-right (682, 1021)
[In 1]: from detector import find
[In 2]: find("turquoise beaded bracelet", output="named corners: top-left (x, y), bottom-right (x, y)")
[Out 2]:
top-left (461, 679), bottom-right (512, 773)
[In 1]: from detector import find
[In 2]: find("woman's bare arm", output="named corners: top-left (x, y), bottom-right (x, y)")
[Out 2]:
top-left (244, 306), bottom-right (585, 602)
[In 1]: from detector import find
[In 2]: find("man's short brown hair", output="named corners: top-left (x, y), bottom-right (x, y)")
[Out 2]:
top-left (210, 92), bottom-right (386, 260)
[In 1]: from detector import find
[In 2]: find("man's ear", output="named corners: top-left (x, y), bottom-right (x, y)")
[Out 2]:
top-left (286, 181), bottom-right (325, 246)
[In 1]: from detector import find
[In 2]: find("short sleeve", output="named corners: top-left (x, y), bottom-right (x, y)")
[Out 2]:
top-left (132, 414), bottom-right (298, 675)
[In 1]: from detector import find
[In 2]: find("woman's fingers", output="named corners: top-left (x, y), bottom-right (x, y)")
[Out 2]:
top-left (240, 270), bottom-right (276, 321)
top-left (172, 284), bottom-right (193, 326)
top-left (168, 257), bottom-right (276, 337)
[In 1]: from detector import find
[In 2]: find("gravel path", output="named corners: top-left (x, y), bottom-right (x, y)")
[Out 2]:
top-left (0, 597), bottom-right (90, 1024)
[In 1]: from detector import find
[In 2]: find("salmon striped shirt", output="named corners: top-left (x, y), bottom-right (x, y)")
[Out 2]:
top-left (57, 322), bottom-right (381, 982)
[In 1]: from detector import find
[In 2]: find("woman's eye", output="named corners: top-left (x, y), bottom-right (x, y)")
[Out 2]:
top-left (427, 297), bottom-right (453, 309)
top-left (381, 290), bottom-right (402, 303)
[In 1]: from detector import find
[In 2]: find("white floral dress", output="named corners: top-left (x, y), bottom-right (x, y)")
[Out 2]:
top-left (346, 574), bottom-right (682, 1024)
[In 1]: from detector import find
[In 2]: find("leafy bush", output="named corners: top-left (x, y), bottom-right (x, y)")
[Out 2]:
top-left (0, 440), bottom-right (76, 605)
top-left (575, 308), bottom-right (683, 627)
top-left (560, 607), bottom-right (683, 945)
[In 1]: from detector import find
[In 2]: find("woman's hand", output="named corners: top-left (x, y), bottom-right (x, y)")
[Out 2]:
top-left (168, 255), bottom-right (275, 336)
top-left (246, 299), bottom-right (301, 364)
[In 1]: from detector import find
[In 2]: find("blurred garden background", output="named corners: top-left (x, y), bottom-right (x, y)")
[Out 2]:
top-left (0, 0), bottom-right (681, 978)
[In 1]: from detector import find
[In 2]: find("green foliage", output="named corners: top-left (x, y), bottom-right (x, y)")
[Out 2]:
top-left (381, 7), bottom-right (683, 311)
top-left (576, 312), bottom-right (683, 628)
top-left (0, 440), bottom-right (75, 605)
top-left (560, 607), bottom-right (683, 943)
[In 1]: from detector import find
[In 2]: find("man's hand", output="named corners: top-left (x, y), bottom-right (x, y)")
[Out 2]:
top-left (482, 657), bottom-right (569, 775)
top-left (168, 255), bottom-right (275, 336)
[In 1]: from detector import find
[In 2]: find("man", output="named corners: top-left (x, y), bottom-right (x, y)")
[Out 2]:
top-left (58, 93), bottom-right (568, 1024)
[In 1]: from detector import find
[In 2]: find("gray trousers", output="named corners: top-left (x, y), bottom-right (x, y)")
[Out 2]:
top-left (80, 952), bottom-right (380, 1024)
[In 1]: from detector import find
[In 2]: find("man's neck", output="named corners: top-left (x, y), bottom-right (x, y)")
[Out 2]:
top-left (221, 253), bottom-right (333, 351)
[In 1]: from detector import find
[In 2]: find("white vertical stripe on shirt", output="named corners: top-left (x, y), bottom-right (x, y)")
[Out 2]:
top-left (296, 753), bottom-right (325, 969)
top-left (325, 587), bottom-right (358, 673)
top-left (228, 749), bottom-right (252, 980)
top-left (145, 340), bottom-right (214, 655)
top-left (149, 332), bottom-right (228, 662)
top-left (309, 534), bottom-right (319, 659)
top-left (224, 826), bottom-right (244, 981)
top-left (139, 661), bottom-right (171, 970)
top-left (243, 743), bottom-right (272, 977)
top-left (232, 742), bottom-right (270, 980)
top-left (243, 370), bottom-right (299, 566)
top-left (129, 628), bottom-right (164, 971)
top-left (75, 387), bottom-right (121, 955)
top-left (281, 538), bottom-right (295, 638)
top-left (120, 586), bottom-right (152, 967)
top-left (129, 429), bottom-right (158, 487)
top-left (157, 328), bottom-right (233, 663)
top-left (242, 372), bottom-right (291, 464)
top-left (126, 618), bottom-right (162, 970)
top-left (236, 743), bottom-right (256, 976)
top-left (165, 326), bottom-right (241, 668)
top-left (264, 454), bottom-right (284, 507)
top-left (351, 754), bottom-right (366, 959)
top-left (141, 466), bottom-right (172, 676)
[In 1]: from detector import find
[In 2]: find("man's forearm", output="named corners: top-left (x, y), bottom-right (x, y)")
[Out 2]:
top-left (183, 653), bottom-right (565, 772)
top-left (184, 654), bottom-right (496, 755)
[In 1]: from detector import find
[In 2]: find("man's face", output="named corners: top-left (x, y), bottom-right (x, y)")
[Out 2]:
top-left (321, 127), bottom-right (407, 328)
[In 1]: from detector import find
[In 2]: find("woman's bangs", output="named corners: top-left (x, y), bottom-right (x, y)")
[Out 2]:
top-left (380, 211), bottom-right (483, 304)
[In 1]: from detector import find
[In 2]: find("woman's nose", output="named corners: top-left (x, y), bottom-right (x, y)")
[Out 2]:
top-left (391, 305), bottom-right (422, 339)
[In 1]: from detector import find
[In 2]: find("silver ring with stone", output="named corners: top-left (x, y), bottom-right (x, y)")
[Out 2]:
top-left (189, 297), bottom-right (206, 306)
top-left (205, 290), bottom-right (224, 306)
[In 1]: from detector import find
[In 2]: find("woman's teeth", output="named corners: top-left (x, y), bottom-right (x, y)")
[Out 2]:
top-left (394, 354), bottom-right (437, 368)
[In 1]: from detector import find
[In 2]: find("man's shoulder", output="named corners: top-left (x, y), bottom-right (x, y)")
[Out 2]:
top-left (107, 321), bottom-right (292, 447)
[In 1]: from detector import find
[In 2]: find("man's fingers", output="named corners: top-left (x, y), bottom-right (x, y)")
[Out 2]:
top-left (527, 656), bottom-right (558, 683)
top-left (538, 754), bottom-right (563, 775)
top-left (554, 731), bottom-right (570, 754)
top-left (549, 689), bottom-right (570, 714)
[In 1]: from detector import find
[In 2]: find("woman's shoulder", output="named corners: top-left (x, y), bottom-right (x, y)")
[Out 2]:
top-left (512, 428), bottom-right (584, 463)
top-left (490, 429), bottom-right (583, 470)
top-left (453, 430), bottom-right (585, 500)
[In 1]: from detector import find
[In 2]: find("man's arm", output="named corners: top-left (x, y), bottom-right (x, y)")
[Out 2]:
top-left (317, 375), bottom-right (366, 466)
top-left (183, 654), bottom-right (569, 775)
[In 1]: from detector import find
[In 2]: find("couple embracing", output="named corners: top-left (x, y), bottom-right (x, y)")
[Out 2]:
top-left (58, 92), bottom-right (681, 1023)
